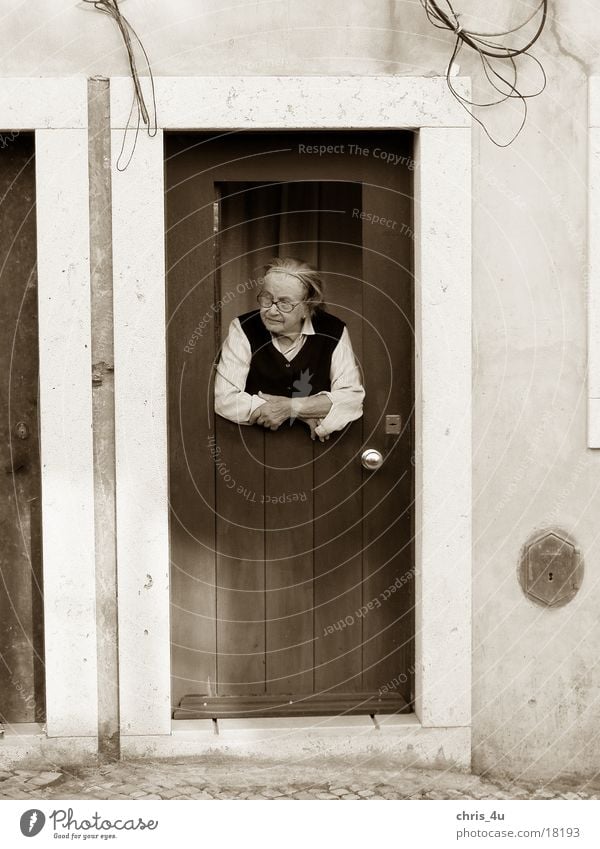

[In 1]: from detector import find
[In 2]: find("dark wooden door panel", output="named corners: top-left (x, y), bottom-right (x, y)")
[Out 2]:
top-left (166, 131), bottom-right (414, 715)
top-left (361, 182), bottom-right (415, 695)
top-left (166, 153), bottom-right (217, 706)
top-left (0, 133), bottom-right (44, 723)
top-left (265, 424), bottom-right (314, 694)
top-left (312, 186), bottom-right (365, 692)
top-left (215, 419), bottom-right (266, 695)
top-left (313, 425), bottom-right (364, 692)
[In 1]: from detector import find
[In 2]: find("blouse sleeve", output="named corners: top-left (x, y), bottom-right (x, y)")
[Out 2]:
top-left (214, 317), bottom-right (266, 424)
top-left (313, 326), bottom-right (365, 437)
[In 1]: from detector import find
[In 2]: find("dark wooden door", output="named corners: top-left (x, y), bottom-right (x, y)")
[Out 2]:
top-left (0, 132), bottom-right (44, 723)
top-left (166, 132), bottom-right (414, 718)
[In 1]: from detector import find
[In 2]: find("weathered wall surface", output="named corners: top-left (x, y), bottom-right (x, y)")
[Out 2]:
top-left (2, 0), bottom-right (600, 780)
top-left (467, 3), bottom-right (600, 782)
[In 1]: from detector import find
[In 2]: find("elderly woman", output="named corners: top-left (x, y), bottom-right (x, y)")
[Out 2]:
top-left (214, 257), bottom-right (364, 441)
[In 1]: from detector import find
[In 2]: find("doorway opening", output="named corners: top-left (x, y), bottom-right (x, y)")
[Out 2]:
top-left (165, 131), bottom-right (414, 719)
top-left (0, 131), bottom-right (45, 725)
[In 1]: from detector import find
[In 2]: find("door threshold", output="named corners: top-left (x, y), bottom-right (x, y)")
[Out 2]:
top-left (174, 692), bottom-right (410, 720)
top-left (174, 713), bottom-right (396, 734)
top-left (121, 716), bottom-right (470, 771)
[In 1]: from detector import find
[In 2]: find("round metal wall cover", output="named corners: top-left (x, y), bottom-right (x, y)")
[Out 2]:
top-left (518, 528), bottom-right (583, 609)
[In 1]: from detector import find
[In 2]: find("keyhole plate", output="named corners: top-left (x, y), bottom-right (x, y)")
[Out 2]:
top-left (518, 528), bottom-right (583, 608)
top-left (15, 421), bottom-right (29, 440)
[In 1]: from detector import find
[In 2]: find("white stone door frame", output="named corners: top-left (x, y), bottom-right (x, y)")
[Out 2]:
top-left (110, 76), bottom-right (472, 764)
top-left (0, 79), bottom-right (98, 760)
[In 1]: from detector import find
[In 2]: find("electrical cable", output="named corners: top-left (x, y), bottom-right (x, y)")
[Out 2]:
top-left (79, 0), bottom-right (549, 153)
top-left (80, 0), bottom-right (157, 169)
top-left (420, 0), bottom-right (548, 146)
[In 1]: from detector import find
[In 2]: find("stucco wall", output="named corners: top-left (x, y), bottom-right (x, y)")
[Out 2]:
top-left (468, 3), bottom-right (600, 782)
top-left (2, 0), bottom-right (600, 780)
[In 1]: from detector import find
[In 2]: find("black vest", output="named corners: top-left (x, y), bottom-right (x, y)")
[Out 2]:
top-left (239, 308), bottom-right (345, 397)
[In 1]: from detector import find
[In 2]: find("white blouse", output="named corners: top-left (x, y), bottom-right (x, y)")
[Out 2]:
top-left (214, 313), bottom-right (365, 438)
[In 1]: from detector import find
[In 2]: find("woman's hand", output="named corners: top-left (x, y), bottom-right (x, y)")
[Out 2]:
top-left (251, 392), bottom-right (293, 430)
top-left (250, 392), bottom-right (331, 440)
top-left (304, 418), bottom-right (330, 442)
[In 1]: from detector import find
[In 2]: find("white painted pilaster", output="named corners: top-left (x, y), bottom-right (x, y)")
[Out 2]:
top-left (414, 127), bottom-right (472, 727)
top-left (36, 126), bottom-right (97, 737)
top-left (111, 129), bottom-right (171, 735)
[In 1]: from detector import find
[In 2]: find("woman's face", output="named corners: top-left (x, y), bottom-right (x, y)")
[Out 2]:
top-left (259, 271), bottom-right (308, 336)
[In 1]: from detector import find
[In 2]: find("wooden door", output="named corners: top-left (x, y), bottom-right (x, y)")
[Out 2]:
top-left (0, 133), bottom-right (45, 723)
top-left (166, 132), bottom-right (414, 718)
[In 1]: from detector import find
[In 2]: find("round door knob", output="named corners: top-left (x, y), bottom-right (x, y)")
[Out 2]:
top-left (361, 448), bottom-right (384, 470)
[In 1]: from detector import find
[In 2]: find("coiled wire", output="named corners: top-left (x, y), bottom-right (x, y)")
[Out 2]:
top-left (80, 0), bottom-right (157, 169)
top-left (421, 0), bottom-right (548, 146)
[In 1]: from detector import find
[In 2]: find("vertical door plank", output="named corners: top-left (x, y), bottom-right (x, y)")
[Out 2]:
top-left (313, 426), bottom-right (364, 692)
top-left (215, 419), bottom-right (266, 694)
top-left (265, 423), bottom-right (314, 694)
top-left (166, 137), bottom-right (217, 705)
top-left (361, 148), bottom-right (414, 700)
top-left (313, 181), bottom-right (364, 693)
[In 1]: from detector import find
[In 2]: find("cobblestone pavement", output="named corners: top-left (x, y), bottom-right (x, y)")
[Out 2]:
top-left (0, 759), bottom-right (599, 800)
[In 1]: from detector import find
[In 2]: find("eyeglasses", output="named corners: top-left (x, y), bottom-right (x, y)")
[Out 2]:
top-left (256, 292), bottom-right (302, 313)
